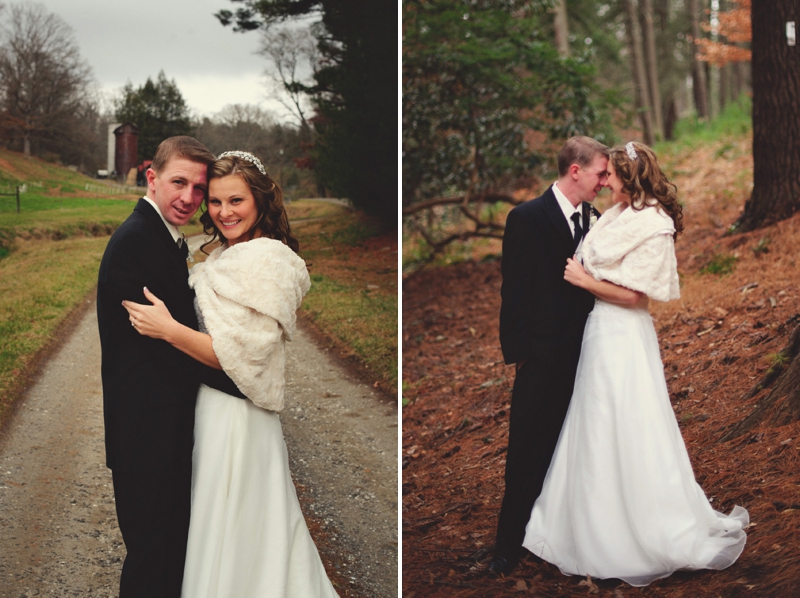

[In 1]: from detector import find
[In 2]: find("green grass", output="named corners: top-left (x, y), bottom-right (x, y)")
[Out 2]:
top-left (700, 253), bottom-right (738, 276)
top-left (0, 193), bottom-right (135, 214)
top-left (302, 273), bottom-right (397, 388)
top-left (0, 195), bottom-right (209, 253)
top-left (752, 236), bottom-right (771, 256)
top-left (285, 199), bottom-right (345, 221)
top-left (656, 95), bottom-right (752, 158)
top-left (0, 194), bottom-right (135, 251)
top-left (0, 236), bottom-right (110, 425)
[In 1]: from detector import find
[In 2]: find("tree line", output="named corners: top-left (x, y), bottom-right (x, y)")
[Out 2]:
top-left (403, 0), bottom-right (799, 251)
top-left (0, 0), bottom-right (398, 226)
top-left (404, 0), bottom-right (800, 443)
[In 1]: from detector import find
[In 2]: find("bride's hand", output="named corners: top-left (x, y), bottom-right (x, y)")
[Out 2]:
top-left (122, 287), bottom-right (176, 340)
top-left (564, 256), bottom-right (590, 289)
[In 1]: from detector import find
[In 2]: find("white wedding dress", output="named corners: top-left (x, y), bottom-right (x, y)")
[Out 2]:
top-left (180, 239), bottom-right (339, 598)
top-left (181, 385), bottom-right (340, 598)
top-left (522, 203), bottom-right (748, 586)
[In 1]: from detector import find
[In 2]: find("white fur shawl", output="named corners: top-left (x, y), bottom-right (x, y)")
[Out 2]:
top-left (189, 237), bottom-right (311, 411)
top-left (582, 201), bottom-right (680, 302)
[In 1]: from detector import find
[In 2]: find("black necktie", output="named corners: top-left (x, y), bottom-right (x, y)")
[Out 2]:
top-left (571, 212), bottom-right (583, 251)
top-left (177, 237), bottom-right (189, 260)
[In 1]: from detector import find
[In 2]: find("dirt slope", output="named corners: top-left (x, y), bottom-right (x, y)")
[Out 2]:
top-left (402, 135), bottom-right (800, 596)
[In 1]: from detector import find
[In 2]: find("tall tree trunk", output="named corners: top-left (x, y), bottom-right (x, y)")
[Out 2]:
top-left (553, 0), bottom-right (570, 58)
top-left (719, 62), bottom-right (729, 110)
top-left (623, 0), bottom-right (655, 145)
top-left (689, 0), bottom-right (709, 118)
top-left (733, 60), bottom-right (743, 98)
top-left (736, 0), bottom-right (800, 231)
top-left (664, 95), bottom-right (678, 140)
top-left (23, 117), bottom-right (31, 157)
top-left (738, 60), bottom-right (751, 98)
top-left (655, 0), bottom-right (669, 31)
top-left (640, 0), bottom-right (664, 140)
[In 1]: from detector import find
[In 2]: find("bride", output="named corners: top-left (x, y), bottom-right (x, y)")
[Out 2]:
top-left (123, 151), bottom-right (339, 597)
top-left (522, 142), bottom-right (748, 587)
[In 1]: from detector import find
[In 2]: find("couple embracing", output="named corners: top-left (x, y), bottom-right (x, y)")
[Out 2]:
top-left (491, 136), bottom-right (749, 586)
top-left (97, 137), bottom-right (339, 597)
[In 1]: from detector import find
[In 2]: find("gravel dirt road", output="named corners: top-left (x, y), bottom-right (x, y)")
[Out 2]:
top-left (0, 297), bottom-right (397, 597)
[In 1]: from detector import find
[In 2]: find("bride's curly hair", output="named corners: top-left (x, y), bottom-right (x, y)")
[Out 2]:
top-left (610, 142), bottom-right (684, 239)
top-left (200, 154), bottom-right (300, 254)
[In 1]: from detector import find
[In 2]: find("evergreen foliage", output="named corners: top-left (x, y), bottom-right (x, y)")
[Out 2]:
top-left (403, 0), bottom-right (602, 209)
top-left (114, 71), bottom-right (193, 163)
top-left (216, 0), bottom-right (397, 226)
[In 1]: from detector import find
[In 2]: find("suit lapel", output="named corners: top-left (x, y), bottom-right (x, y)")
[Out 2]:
top-left (582, 201), bottom-right (596, 234)
top-left (134, 198), bottom-right (186, 266)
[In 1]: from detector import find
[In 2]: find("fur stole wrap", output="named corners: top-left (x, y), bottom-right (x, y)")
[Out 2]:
top-left (189, 237), bottom-right (311, 411)
top-left (582, 201), bottom-right (680, 302)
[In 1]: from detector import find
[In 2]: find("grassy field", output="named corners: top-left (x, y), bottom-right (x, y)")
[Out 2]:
top-left (0, 149), bottom-right (398, 429)
top-left (291, 204), bottom-right (398, 392)
top-left (0, 236), bottom-right (110, 424)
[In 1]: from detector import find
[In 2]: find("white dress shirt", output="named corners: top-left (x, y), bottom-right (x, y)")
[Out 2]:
top-left (552, 182), bottom-right (582, 237)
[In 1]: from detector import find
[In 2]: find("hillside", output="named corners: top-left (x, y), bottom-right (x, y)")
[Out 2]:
top-left (402, 133), bottom-right (800, 596)
top-left (0, 147), bottom-right (136, 198)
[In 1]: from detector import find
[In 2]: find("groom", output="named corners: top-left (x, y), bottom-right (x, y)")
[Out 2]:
top-left (97, 136), bottom-right (244, 596)
top-left (490, 136), bottom-right (609, 575)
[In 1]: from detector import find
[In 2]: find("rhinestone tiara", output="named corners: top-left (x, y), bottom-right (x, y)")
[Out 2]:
top-left (217, 150), bottom-right (267, 176)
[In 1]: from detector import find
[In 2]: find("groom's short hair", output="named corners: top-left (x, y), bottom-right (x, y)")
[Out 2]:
top-left (150, 136), bottom-right (216, 173)
top-left (557, 136), bottom-right (610, 177)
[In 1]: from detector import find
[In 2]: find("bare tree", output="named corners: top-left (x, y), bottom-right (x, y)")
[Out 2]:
top-left (194, 103), bottom-right (277, 156)
top-left (258, 26), bottom-right (318, 129)
top-left (215, 103), bottom-right (277, 150)
top-left (0, 3), bottom-right (93, 156)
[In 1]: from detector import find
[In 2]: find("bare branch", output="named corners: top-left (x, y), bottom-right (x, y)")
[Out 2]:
top-left (258, 26), bottom-right (318, 128)
top-left (0, 3), bottom-right (93, 156)
top-left (402, 193), bottom-right (522, 216)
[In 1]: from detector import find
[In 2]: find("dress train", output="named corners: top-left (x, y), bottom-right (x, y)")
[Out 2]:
top-left (523, 300), bottom-right (748, 586)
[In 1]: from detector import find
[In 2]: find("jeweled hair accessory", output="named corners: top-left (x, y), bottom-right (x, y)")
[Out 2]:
top-left (625, 142), bottom-right (638, 161)
top-left (217, 150), bottom-right (267, 176)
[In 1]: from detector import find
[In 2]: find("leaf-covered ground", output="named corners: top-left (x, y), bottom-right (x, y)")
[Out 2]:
top-left (402, 136), bottom-right (800, 596)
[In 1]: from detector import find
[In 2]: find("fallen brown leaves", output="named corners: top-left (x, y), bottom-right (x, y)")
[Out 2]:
top-left (402, 137), bottom-right (800, 596)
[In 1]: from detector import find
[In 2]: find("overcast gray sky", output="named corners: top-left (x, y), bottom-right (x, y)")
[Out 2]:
top-left (34, 0), bottom-right (302, 120)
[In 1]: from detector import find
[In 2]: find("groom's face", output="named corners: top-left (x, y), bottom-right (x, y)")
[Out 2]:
top-left (575, 155), bottom-right (609, 203)
top-left (146, 157), bottom-right (208, 227)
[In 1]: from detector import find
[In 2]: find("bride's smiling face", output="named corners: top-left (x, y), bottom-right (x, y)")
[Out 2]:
top-left (607, 160), bottom-right (631, 206)
top-left (207, 174), bottom-right (261, 246)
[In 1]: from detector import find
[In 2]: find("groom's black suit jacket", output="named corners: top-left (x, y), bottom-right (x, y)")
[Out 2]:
top-left (98, 199), bottom-right (245, 471)
top-left (500, 185), bottom-right (597, 365)
top-left (97, 198), bottom-right (243, 596)
top-left (495, 185), bottom-right (598, 561)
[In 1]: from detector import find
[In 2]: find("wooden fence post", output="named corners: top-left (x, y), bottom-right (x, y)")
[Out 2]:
top-left (16, 186), bottom-right (20, 214)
